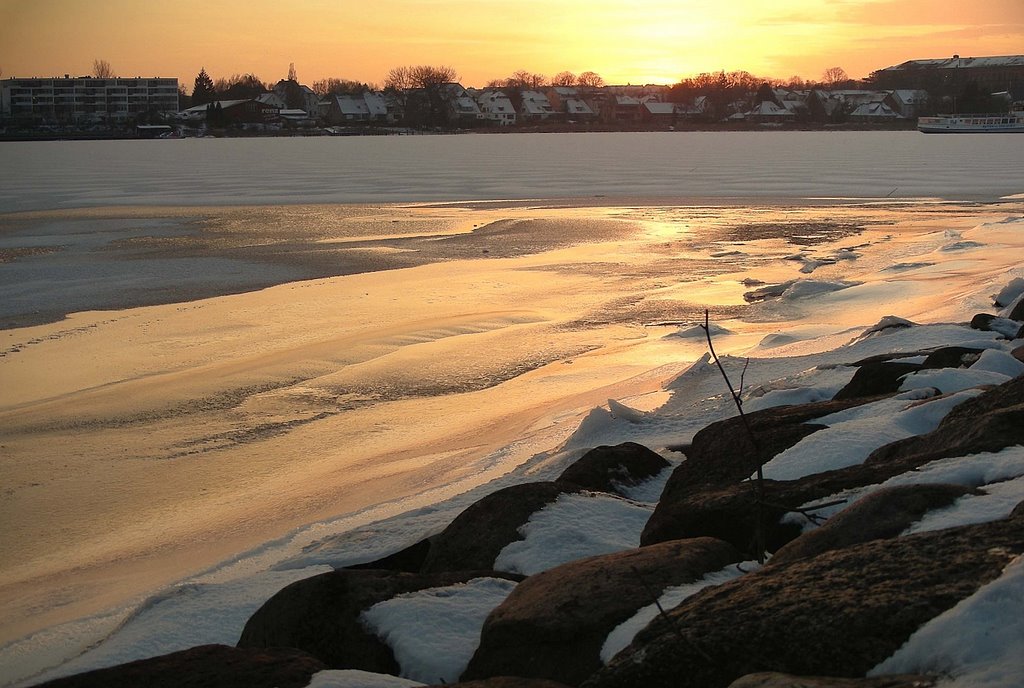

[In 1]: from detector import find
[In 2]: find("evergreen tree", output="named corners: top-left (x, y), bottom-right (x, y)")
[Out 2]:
top-left (193, 68), bottom-right (216, 106)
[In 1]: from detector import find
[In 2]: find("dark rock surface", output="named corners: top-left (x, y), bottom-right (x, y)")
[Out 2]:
top-left (1009, 298), bottom-right (1024, 322)
top-left (646, 376), bottom-right (1024, 552)
top-left (769, 483), bottom-right (978, 566)
top-left (920, 346), bottom-right (983, 369)
top-left (832, 362), bottom-right (921, 400)
top-left (421, 481), bottom-right (578, 574)
top-left (657, 397), bottom-right (873, 501)
top-left (463, 537), bottom-right (741, 686)
top-left (727, 673), bottom-right (937, 688)
top-left (556, 442), bottom-right (669, 495)
top-left (970, 313), bottom-right (997, 331)
top-left (237, 569), bottom-right (519, 672)
top-left (345, 538), bottom-right (433, 573)
top-left (642, 397), bottom-right (882, 548)
top-left (584, 514), bottom-right (1023, 688)
top-left (863, 374), bottom-right (1024, 469)
top-left (33, 645), bottom-right (325, 688)
top-left (642, 482), bottom-right (802, 554)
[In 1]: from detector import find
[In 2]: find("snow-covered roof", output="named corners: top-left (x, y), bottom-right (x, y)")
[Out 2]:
top-left (334, 94), bottom-right (370, 116)
top-left (850, 101), bottom-right (900, 118)
top-left (182, 99), bottom-right (251, 114)
top-left (881, 55), bottom-right (1024, 71)
top-left (256, 93), bottom-right (285, 107)
top-left (644, 101), bottom-right (675, 115)
top-left (748, 101), bottom-right (794, 117)
top-left (520, 90), bottom-right (554, 115)
top-left (364, 92), bottom-right (389, 117)
top-left (565, 98), bottom-right (594, 115)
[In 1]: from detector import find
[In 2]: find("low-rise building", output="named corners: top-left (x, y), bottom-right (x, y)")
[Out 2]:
top-left (181, 99), bottom-right (279, 125)
top-left (518, 90), bottom-right (557, 121)
top-left (475, 90), bottom-right (517, 126)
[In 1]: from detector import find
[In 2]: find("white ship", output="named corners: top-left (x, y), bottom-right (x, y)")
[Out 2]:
top-left (918, 110), bottom-right (1024, 133)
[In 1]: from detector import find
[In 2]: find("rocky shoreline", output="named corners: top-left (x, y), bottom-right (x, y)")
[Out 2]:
top-left (31, 289), bottom-right (1024, 688)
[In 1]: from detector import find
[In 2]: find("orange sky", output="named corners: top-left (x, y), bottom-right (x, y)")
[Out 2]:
top-left (1, 0), bottom-right (1022, 88)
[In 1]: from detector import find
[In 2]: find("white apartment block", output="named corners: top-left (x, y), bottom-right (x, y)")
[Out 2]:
top-left (1, 76), bottom-right (180, 123)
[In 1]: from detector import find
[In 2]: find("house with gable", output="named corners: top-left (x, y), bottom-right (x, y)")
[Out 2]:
top-left (181, 99), bottom-right (280, 125)
top-left (641, 100), bottom-right (675, 124)
top-left (272, 80), bottom-right (321, 120)
top-left (740, 100), bottom-right (796, 124)
top-left (518, 90), bottom-right (557, 121)
top-left (439, 83), bottom-right (484, 125)
top-left (849, 100), bottom-right (901, 123)
top-left (546, 86), bottom-right (596, 122)
top-left (475, 90), bottom-right (517, 126)
top-left (885, 89), bottom-right (929, 118)
top-left (326, 92), bottom-right (394, 124)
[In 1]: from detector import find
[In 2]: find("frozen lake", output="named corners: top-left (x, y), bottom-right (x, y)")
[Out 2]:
top-left (2, 131), bottom-right (1024, 687)
top-left (2, 130), bottom-right (1024, 212)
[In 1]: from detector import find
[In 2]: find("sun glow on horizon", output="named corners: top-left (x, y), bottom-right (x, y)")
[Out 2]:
top-left (1, 0), bottom-right (1022, 88)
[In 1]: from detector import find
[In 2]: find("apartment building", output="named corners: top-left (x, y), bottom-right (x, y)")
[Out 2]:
top-left (1, 76), bottom-right (180, 123)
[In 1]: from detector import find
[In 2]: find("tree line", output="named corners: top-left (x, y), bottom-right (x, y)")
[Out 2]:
top-left (94, 57), bottom-right (1012, 124)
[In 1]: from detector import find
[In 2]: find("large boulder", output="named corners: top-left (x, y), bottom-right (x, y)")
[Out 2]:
top-left (659, 397), bottom-right (874, 501)
top-left (641, 481), bottom-right (802, 553)
top-left (727, 673), bottom-right (937, 688)
top-left (646, 375), bottom-right (1024, 550)
top-left (769, 483), bottom-right (977, 566)
top-left (832, 362), bottom-right (922, 400)
top-left (463, 538), bottom-right (741, 686)
top-left (864, 374), bottom-right (1024, 469)
top-left (584, 513), bottom-right (1024, 688)
top-left (920, 346), bottom-right (983, 369)
top-left (237, 569), bottom-right (519, 672)
top-left (345, 538), bottom-right (434, 573)
top-left (556, 442), bottom-right (669, 495)
top-left (33, 645), bottom-right (325, 688)
top-left (421, 482), bottom-right (578, 574)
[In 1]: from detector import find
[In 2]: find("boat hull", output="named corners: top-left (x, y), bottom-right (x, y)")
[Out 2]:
top-left (918, 112), bottom-right (1024, 133)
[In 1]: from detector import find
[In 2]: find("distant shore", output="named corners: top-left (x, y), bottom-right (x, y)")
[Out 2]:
top-left (0, 119), bottom-right (920, 142)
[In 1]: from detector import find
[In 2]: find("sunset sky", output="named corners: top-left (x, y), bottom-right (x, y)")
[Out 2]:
top-left (2, 0), bottom-right (1022, 89)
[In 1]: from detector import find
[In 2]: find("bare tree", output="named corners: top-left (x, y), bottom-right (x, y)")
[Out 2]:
top-left (92, 59), bottom-right (114, 78)
top-left (576, 71), bottom-right (605, 88)
top-left (384, 65), bottom-right (414, 91)
top-left (385, 64), bottom-right (457, 91)
top-left (287, 63), bottom-right (298, 82)
top-left (551, 71), bottom-right (576, 87)
top-left (410, 64), bottom-right (458, 88)
top-left (784, 75), bottom-right (807, 90)
top-left (216, 73), bottom-right (267, 99)
top-left (312, 77), bottom-right (370, 97)
top-left (821, 66), bottom-right (849, 88)
top-left (500, 69), bottom-right (546, 90)
top-left (384, 65), bottom-right (458, 127)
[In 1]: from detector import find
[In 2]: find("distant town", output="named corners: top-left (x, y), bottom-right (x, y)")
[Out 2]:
top-left (2, 55), bottom-right (1022, 139)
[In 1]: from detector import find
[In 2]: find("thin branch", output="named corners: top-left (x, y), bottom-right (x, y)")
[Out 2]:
top-left (761, 498), bottom-right (849, 526)
top-left (631, 566), bottom-right (714, 663)
top-left (738, 357), bottom-right (751, 400)
top-left (701, 309), bottom-right (767, 563)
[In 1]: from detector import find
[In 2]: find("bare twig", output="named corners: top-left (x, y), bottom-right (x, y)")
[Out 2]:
top-left (631, 566), bottom-right (714, 663)
top-left (738, 357), bottom-right (751, 401)
top-left (761, 498), bottom-right (849, 526)
top-left (701, 309), bottom-right (767, 564)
